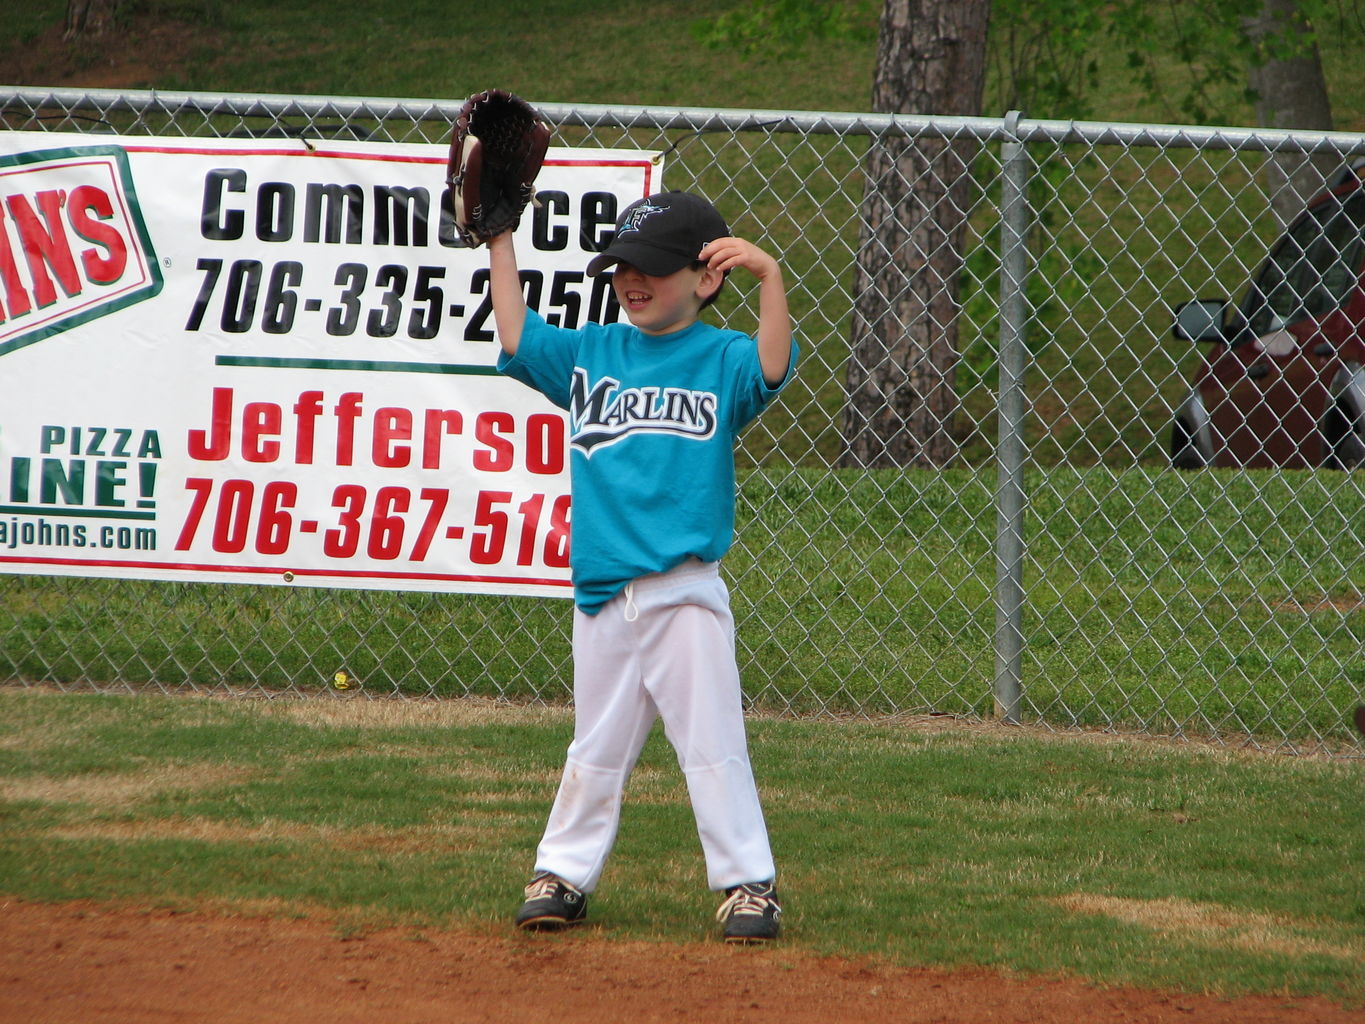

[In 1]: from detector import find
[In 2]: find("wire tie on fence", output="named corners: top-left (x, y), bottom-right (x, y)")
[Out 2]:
top-left (287, 124), bottom-right (317, 151)
top-left (31, 112), bottom-right (117, 131)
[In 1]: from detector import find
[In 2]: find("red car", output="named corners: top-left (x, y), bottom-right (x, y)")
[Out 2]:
top-left (1169, 158), bottom-right (1365, 469)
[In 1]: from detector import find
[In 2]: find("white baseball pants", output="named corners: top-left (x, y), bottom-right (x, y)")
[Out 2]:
top-left (532, 558), bottom-right (776, 893)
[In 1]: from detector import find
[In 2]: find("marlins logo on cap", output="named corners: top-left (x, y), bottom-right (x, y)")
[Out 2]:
top-left (586, 191), bottom-right (730, 278)
top-left (617, 201), bottom-right (670, 235)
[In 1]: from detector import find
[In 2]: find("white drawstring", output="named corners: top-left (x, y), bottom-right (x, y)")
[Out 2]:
top-left (621, 560), bottom-right (714, 623)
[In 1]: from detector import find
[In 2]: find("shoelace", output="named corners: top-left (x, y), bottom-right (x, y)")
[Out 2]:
top-left (524, 873), bottom-right (576, 901)
top-left (716, 884), bottom-right (776, 922)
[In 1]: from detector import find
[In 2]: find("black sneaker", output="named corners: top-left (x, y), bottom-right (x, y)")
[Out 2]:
top-left (716, 881), bottom-right (782, 943)
top-left (515, 871), bottom-right (588, 931)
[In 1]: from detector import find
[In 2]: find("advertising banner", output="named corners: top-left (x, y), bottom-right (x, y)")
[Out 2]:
top-left (0, 132), bottom-right (662, 596)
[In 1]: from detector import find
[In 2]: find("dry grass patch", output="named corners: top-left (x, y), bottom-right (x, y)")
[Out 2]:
top-left (266, 695), bottom-right (571, 731)
top-left (49, 817), bottom-right (518, 854)
top-left (1056, 893), bottom-right (1363, 961)
top-left (1268, 593), bottom-right (1365, 616)
top-left (1, 764), bottom-right (256, 809)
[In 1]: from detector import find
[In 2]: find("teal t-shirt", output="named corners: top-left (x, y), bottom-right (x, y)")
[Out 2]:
top-left (497, 310), bottom-right (797, 613)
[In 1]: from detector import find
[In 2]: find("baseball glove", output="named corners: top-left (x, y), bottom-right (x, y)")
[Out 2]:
top-left (446, 89), bottom-right (551, 247)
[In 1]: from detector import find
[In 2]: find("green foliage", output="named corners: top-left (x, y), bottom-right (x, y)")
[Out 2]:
top-left (689, 0), bottom-right (1357, 124)
top-left (1104, 0), bottom-right (1257, 124)
top-left (989, 0), bottom-right (1107, 117)
top-left (957, 153), bottom-right (1104, 395)
top-left (1002, 0), bottom-right (1362, 124)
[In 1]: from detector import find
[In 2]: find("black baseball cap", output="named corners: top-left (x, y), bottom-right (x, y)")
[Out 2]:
top-left (586, 191), bottom-right (730, 277)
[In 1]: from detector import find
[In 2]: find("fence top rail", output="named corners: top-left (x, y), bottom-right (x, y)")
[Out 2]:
top-left (5, 84), bottom-right (1365, 157)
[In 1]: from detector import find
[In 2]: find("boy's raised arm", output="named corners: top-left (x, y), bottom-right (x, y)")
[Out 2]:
top-left (699, 237), bottom-right (793, 386)
top-left (488, 231), bottom-right (527, 356)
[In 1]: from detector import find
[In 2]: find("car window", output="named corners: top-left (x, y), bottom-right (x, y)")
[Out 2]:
top-left (1319, 193), bottom-right (1365, 302)
top-left (1245, 190), bottom-right (1365, 335)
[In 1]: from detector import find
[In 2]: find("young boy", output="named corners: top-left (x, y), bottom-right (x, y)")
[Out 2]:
top-left (487, 190), bottom-right (796, 942)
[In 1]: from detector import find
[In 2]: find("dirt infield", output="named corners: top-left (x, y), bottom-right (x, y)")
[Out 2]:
top-left (3, 900), bottom-right (1359, 1024)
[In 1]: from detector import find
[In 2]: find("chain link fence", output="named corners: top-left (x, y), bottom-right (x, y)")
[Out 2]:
top-left (2, 86), bottom-right (1362, 755)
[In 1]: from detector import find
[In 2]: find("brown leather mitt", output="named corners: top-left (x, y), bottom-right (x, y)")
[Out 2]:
top-left (446, 88), bottom-right (551, 247)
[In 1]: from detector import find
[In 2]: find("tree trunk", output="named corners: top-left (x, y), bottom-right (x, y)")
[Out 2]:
top-left (1243, 0), bottom-right (1335, 225)
top-left (64, 0), bottom-right (121, 40)
top-left (840, 0), bottom-right (991, 468)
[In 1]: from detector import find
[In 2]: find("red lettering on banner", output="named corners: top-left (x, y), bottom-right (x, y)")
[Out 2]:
top-left (7, 190), bottom-right (83, 308)
top-left (66, 185), bottom-right (129, 285)
top-left (526, 413), bottom-right (566, 475)
top-left (242, 401), bottom-right (282, 462)
top-left (474, 411), bottom-right (516, 472)
top-left (185, 388), bottom-right (519, 472)
top-left (0, 156), bottom-right (154, 343)
top-left (0, 205), bottom-right (34, 323)
top-left (373, 407), bottom-right (412, 468)
top-left (422, 409), bottom-right (462, 469)
top-left (0, 179), bottom-right (142, 329)
top-left (187, 387), bottom-right (234, 460)
top-left (334, 392), bottom-right (364, 467)
top-left (293, 391), bottom-right (323, 463)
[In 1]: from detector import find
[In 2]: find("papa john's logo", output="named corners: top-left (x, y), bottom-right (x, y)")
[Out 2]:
top-left (0, 145), bottom-right (163, 358)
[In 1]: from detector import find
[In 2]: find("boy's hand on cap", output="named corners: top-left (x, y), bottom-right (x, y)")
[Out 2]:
top-left (700, 237), bottom-right (781, 281)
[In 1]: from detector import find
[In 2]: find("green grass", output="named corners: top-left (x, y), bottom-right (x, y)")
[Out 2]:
top-left (2, 465), bottom-right (1361, 747)
top-left (732, 465), bottom-right (1364, 742)
top-left (0, 688), bottom-right (1360, 1002)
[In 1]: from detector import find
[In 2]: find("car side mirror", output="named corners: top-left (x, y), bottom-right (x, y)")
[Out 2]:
top-left (1173, 299), bottom-right (1229, 342)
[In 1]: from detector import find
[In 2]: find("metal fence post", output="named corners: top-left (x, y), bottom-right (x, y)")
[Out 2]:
top-left (993, 111), bottom-right (1032, 724)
